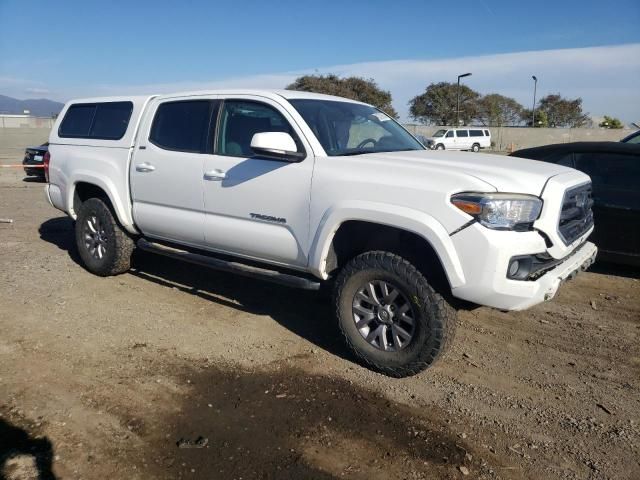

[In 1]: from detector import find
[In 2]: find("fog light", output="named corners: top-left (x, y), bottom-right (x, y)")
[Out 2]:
top-left (508, 260), bottom-right (520, 277)
top-left (507, 256), bottom-right (534, 280)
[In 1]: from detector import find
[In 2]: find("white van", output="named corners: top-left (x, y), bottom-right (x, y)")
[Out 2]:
top-left (427, 128), bottom-right (491, 152)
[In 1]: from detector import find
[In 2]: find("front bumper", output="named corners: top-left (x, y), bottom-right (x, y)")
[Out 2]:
top-left (450, 223), bottom-right (597, 310)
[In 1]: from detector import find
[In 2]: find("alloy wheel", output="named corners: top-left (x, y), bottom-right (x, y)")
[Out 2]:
top-left (83, 215), bottom-right (107, 259)
top-left (352, 280), bottom-right (416, 351)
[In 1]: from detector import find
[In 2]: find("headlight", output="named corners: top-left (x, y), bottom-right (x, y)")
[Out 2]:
top-left (451, 193), bottom-right (542, 230)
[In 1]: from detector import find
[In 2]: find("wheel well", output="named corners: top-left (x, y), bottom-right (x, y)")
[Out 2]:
top-left (326, 220), bottom-right (451, 295)
top-left (73, 182), bottom-right (111, 215)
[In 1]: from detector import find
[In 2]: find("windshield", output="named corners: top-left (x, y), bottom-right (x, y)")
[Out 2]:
top-left (433, 129), bottom-right (446, 138)
top-left (289, 99), bottom-right (424, 156)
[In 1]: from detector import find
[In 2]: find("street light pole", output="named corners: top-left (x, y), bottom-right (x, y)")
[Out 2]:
top-left (456, 72), bottom-right (472, 127)
top-left (531, 75), bottom-right (538, 127)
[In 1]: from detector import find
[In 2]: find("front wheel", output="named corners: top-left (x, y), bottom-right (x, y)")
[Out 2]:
top-left (435, 143), bottom-right (445, 150)
top-left (333, 251), bottom-right (456, 377)
top-left (471, 143), bottom-right (480, 152)
top-left (75, 198), bottom-right (135, 276)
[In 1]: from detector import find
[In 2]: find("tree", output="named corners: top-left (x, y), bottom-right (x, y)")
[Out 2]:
top-left (536, 94), bottom-right (589, 128)
top-left (408, 82), bottom-right (480, 126)
top-left (599, 115), bottom-right (624, 129)
top-left (476, 93), bottom-right (524, 126)
top-left (521, 108), bottom-right (549, 127)
top-left (286, 74), bottom-right (398, 118)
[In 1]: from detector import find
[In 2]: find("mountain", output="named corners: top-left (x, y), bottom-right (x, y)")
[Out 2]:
top-left (0, 94), bottom-right (64, 117)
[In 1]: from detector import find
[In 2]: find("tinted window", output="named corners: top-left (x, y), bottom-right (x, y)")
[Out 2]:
top-left (550, 153), bottom-right (574, 167)
top-left (484, 130), bottom-right (490, 136)
top-left (457, 130), bottom-right (469, 137)
top-left (622, 131), bottom-right (640, 144)
top-left (90, 102), bottom-right (133, 139)
top-left (59, 102), bottom-right (133, 139)
top-left (523, 150), bottom-right (574, 166)
top-left (150, 100), bottom-right (213, 153)
top-left (575, 152), bottom-right (639, 192)
top-left (59, 104), bottom-right (95, 137)
top-left (445, 131), bottom-right (454, 138)
top-left (470, 130), bottom-right (483, 137)
top-left (217, 100), bottom-right (299, 157)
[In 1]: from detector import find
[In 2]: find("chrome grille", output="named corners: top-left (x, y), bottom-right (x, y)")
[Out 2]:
top-left (558, 182), bottom-right (594, 245)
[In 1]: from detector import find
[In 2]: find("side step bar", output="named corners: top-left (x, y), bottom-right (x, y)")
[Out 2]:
top-left (137, 239), bottom-right (321, 290)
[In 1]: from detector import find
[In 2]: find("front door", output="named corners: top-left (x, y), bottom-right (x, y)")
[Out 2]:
top-left (444, 130), bottom-right (455, 149)
top-left (202, 96), bottom-right (314, 268)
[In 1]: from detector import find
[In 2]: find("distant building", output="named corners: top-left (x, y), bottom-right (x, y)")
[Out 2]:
top-left (0, 113), bottom-right (55, 128)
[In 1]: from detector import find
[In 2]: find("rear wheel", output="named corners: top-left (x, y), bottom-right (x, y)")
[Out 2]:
top-left (471, 143), bottom-right (480, 152)
top-left (333, 251), bottom-right (456, 377)
top-left (75, 198), bottom-right (134, 276)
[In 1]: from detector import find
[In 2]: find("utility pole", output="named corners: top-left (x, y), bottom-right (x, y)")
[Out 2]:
top-left (456, 73), bottom-right (472, 126)
top-left (531, 75), bottom-right (538, 127)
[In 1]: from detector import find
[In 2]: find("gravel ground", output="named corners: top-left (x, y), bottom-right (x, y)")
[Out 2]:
top-left (1, 147), bottom-right (639, 480)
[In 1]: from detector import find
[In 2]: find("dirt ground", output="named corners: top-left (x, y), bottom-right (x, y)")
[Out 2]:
top-left (1, 147), bottom-right (639, 480)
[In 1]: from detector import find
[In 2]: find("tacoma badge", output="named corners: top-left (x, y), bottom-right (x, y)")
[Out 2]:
top-left (250, 213), bottom-right (287, 224)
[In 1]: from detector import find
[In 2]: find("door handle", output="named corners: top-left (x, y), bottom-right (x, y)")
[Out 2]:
top-left (204, 169), bottom-right (226, 181)
top-left (135, 162), bottom-right (155, 173)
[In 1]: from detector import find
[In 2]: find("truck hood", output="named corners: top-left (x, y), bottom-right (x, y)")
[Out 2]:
top-left (362, 149), bottom-right (573, 195)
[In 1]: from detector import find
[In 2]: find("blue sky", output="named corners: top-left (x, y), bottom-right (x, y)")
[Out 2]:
top-left (1, 0), bottom-right (639, 121)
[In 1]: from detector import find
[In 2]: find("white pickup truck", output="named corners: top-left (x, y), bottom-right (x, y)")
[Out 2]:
top-left (44, 90), bottom-right (597, 377)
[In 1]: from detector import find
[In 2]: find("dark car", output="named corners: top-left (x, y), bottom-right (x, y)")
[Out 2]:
top-left (23, 143), bottom-right (49, 178)
top-left (621, 130), bottom-right (640, 144)
top-left (413, 134), bottom-right (433, 149)
top-left (510, 142), bottom-right (640, 266)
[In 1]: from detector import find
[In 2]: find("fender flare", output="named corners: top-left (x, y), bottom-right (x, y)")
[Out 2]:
top-left (67, 172), bottom-right (138, 235)
top-left (308, 201), bottom-right (466, 288)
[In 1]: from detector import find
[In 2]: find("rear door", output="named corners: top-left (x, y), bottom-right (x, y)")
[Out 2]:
top-left (130, 96), bottom-right (219, 247)
top-left (455, 129), bottom-right (471, 150)
top-left (482, 130), bottom-right (491, 148)
top-left (469, 129), bottom-right (484, 148)
top-left (574, 151), bottom-right (640, 257)
top-left (201, 96), bottom-right (314, 267)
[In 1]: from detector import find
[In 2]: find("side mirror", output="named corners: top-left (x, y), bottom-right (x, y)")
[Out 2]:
top-left (250, 132), bottom-right (305, 161)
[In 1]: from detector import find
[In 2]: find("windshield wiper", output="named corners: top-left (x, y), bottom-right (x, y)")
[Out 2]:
top-left (340, 150), bottom-right (371, 156)
top-left (339, 148), bottom-right (421, 157)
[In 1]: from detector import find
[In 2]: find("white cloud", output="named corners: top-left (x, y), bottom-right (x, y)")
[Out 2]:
top-left (0, 76), bottom-right (51, 97)
top-left (0, 76), bottom-right (28, 87)
top-left (24, 87), bottom-right (50, 95)
top-left (324, 43), bottom-right (640, 123)
top-left (8, 43), bottom-right (640, 122)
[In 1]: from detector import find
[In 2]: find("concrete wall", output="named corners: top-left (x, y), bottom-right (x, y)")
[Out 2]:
top-left (0, 127), bottom-right (52, 158)
top-left (404, 124), bottom-right (634, 152)
top-left (0, 116), bottom-right (55, 128)
top-left (0, 123), bottom-right (636, 157)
